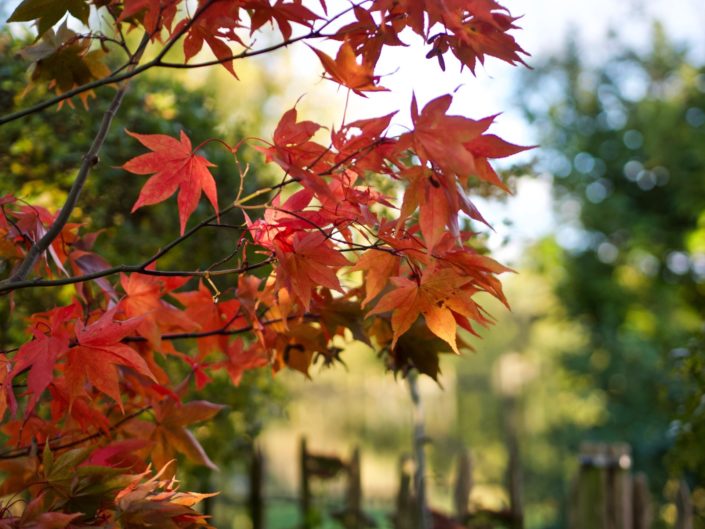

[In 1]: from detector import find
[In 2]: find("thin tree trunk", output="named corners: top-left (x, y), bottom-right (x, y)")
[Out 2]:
top-left (407, 372), bottom-right (431, 529)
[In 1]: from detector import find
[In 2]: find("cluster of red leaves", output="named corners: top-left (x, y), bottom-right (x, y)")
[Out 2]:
top-left (1, 0), bottom-right (530, 525)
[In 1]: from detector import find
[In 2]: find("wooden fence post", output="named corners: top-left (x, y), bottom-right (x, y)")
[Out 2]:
top-left (342, 446), bottom-right (363, 529)
top-left (569, 443), bottom-right (633, 529)
top-left (453, 448), bottom-right (473, 522)
top-left (606, 444), bottom-right (632, 529)
top-left (395, 455), bottom-right (415, 529)
top-left (300, 437), bottom-right (312, 528)
top-left (632, 472), bottom-right (652, 529)
top-left (675, 480), bottom-right (693, 529)
top-left (501, 394), bottom-right (524, 529)
top-left (249, 445), bottom-right (265, 529)
top-left (407, 372), bottom-right (431, 529)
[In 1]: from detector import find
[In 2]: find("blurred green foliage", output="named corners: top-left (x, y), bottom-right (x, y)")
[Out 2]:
top-left (517, 23), bottom-right (705, 525)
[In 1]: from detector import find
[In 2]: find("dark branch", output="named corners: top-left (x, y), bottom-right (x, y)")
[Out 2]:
top-left (0, 33), bottom-right (152, 286)
top-left (0, 406), bottom-right (150, 460)
top-left (0, 257), bottom-right (273, 295)
top-left (0, 0), bottom-right (365, 126)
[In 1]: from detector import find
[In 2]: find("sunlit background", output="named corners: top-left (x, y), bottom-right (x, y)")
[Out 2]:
top-left (2, 0), bottom-right (705, 527)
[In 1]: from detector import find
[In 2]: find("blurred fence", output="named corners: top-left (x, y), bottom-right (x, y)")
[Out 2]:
top-left (233, 438), bottom-right (694, 529)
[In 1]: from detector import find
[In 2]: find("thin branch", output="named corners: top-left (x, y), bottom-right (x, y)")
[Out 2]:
top-left (0, 176), bottom-right (295, 295)
top-left (0, 406), bottom-right (150, 460)
top-left (0, 257), bottom-right (273, 294)
top-left (1, 87), bottom-right (130, 284)
top-left (0, 0), bottom-right (367, 126)
top-left (0, 33), bottom-right (151, 286)
top-left (124, 313), bottom-right (316, 343)
top-left (0, 0), bottom-right (218, 126)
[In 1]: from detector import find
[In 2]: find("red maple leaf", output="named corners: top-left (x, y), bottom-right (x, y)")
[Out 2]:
top-left (247, 0), bottom-right (319, 41)
top-left (65, 307), bottom-right (156, 410)
top-left (274, 231), bottom-right (349, 310)
top-left (118, 0), bottom-right (179, 36)
top-left (123, 130), bottom-right (219, 234)
top-left (216, 339), bottom-right (269, 385)
top-left (5, 303), bottom-right (81, 415)
top-left (182, 0), bottom-right (243, 77)
top-left (171, 283), bottom-right (243, 356)
top-left (120, 272), bottom-right (195, 350)
top-left (256, 107), bottom-right (334, 200)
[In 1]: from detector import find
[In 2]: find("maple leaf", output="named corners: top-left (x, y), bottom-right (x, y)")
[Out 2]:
top-left (119, 0), bottom-right (179, 36)
top-left (256, 108), bottom-right (334, 200)
top-left (310, 41), bottom-right (387, 95)
top-left (397, 94), bottom-right (495, 180)
top-left (86, 439), bottom-right (152, 471)
top-left (367, 267), bottom-right (473, 353)
top-left (8, 0), bottom-right (90, 38)
top-left (5, 303), bottom-right (81, 415)
top-left (269, 322), bottom-right (328, 376)
top-left (216, 339), bottom-right (268, 385)
top-left (146, 399), bottom-right (224, 471)
top-left (123, 130), bottom-right (219, 235)
top-left (65, 308), bottom-right (156, 410)
top-left (274, 231), bottom-right (350, 310)
top-left (13, 494), bottom-right (81, 529)
top-left (447, 11), bottom-right (530, 73)
top-left (20, 24), bottom-right (111, 108)
top-left (115, 464), bottom-right (217, 528)
top-left (7, 201), bottom-right (81, 277)
top-left (464, 133), bottom-right (533, 188)
top-left (182, 0), bottom-right (243, 77)
top-left (247, 0), bottom-right (319, 41)
top-left (171, 283), bottom-right (242, 355)
top-left (351, 249), bottom-right (400, 307)
top-left (120, 272), bottom-right (195, 350)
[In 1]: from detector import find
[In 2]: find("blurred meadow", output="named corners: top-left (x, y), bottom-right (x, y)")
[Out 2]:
top-left (2, 0), bottom-right (705, 527)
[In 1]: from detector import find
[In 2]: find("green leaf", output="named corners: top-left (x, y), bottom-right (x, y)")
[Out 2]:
top-left (391, 320), bottom-right (452, 380)
top-left (8, 0), bottom-right (90, 38)
top-left (46, 447), bottom-right (92, 483)
top-left (43, 442), bottom-right (54, 478)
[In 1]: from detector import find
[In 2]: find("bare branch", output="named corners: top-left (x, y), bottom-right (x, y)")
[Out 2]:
top-left (0, 32), bottom-right (152, 287)
top-left (0, 257), bottom-right (273, 294)
top-left (0, 175), bottom-right (296, 295)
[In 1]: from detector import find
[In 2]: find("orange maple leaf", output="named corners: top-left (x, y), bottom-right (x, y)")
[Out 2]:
top-left (310, 41), bottom-right (387, 95)
top-left (367, 268), bottom-right (474, 353)
top-left (464, 133), bottom-right (533, 188)
top-left (351, 249), bottom-right (400, 307)
top-left (123, 130), bottom-right (219, 235)
top-left (147, 399), bottom-right (224, 471)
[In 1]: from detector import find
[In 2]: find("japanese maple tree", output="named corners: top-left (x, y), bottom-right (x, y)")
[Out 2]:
top-left (0, 0), bottom-right (530, 526)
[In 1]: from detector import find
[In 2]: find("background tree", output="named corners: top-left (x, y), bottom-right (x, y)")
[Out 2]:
top-left (517, 24), bottom-right (705, 525)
